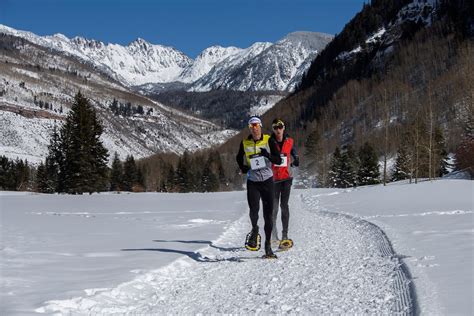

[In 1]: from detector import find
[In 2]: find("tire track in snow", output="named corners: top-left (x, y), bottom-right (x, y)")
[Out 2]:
top-left (38, 191), bottom-right (416, 314)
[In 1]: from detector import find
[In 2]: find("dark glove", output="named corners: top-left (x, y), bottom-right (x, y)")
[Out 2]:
top-left (259, 148), bottom-right (270, 158)
top-left (291, 157), bottom-right (299, 167)
top-left (241, 165), bottom-right (250, 174)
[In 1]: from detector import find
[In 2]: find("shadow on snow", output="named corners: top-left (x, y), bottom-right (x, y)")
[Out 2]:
top-left (121, 240), bottom-right (260, 263)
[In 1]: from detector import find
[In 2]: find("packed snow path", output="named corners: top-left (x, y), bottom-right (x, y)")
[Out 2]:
top-left (38, 192), bottom-right (416, 314)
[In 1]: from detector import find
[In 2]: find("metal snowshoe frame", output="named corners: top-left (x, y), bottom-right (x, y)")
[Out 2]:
top-left (245, 231), bottom-right (261, 251)
top-left (278, 239), bottom-right (294, 250)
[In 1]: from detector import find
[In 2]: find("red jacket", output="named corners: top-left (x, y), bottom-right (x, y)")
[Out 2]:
top-left (272, 136), bottom-right (296, 182)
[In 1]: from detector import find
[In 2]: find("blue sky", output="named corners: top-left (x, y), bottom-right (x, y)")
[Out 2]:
top-left (1, 0), bottom-right (366, 58)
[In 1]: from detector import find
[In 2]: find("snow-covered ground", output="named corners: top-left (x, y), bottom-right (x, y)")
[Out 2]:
top-left (0, 179), bottom-right (472, 315)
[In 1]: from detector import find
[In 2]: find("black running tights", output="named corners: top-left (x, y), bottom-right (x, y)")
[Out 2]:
top-left (247, 177), bottom-right (274, 243)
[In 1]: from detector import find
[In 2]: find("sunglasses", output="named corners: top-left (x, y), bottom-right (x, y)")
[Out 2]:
top-left (248, 123), bottom-right (261, 128)
top-left (272, 125), bottom-right (284, 130)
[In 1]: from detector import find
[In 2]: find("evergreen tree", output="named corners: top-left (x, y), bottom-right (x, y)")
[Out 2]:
top-left (122, 155), bottom-right (138, 191)
top-left (57, 91), bottom-right (109, 194)
top-left (0, 155), bottom-right (14, 190)
top-left (110, 98), bottom-right (119, 115)
top-left (12, 158), bottom-right (30, 191)
top-left (175, 151), bottom-right (192, 193)
top-left (36, 162), bottom-right (49, 193)
top-left (328, 146), bottom-right (359, 188)
top-left (43, 125), bottom-right (62, 192)
top-left (391, 146), bottom-right (411, 181)
top-left (162, 163), bottom-right (176, 192)
top-left (341, 145), bottom-right (358, 188)
top-left (357, 142), bottom-right (380, 185)
top-left (110, 152), bottom-right (123, 191)
top-left (328, 147), bottom-right (343, 188)
top-left (433, 127), bottom-right (450, 177)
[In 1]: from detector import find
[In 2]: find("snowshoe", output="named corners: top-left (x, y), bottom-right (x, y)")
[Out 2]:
top-left (262, 241), bottom-right (277, 259)
top-left (278, 239), bottom-right (294, 251)
top-left (245, 227), bottom-right (261, 251)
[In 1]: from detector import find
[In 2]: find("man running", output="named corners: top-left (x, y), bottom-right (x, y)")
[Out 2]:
top-left (270, 118), bottom-right (299, 250)
top-left (236, 116), bottom-right (282, 258)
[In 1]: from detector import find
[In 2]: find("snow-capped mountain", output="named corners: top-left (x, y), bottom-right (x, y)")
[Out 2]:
top-left (0, 24), bottom-right (332, 163)
top-left (190, 32), bottom-right (333, 92)
top-left (0, 25), bottom-right (332, 92)
top-left (0, 25), bottom-right (193, 86)
top-left (177, 45), bottom-right (242, 83)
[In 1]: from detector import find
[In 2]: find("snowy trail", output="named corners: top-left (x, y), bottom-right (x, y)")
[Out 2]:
top-left (37, 191), bottom-right (415, 314)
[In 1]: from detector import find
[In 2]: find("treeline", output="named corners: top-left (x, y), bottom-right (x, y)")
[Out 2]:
top-left (0, 156), bottom-right (32, 191)
top-left (324, 138), bottom-right (450, 189)
top-left (0, 150), bottom-right (241, 193)
top-left (33, 95), bottom-right (63, 113)
top-left (108, 98), bottom-right (153, 117)
top-left (138, 150), bottom-right (242, 193)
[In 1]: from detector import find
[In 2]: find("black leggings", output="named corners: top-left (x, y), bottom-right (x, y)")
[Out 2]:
top-left (247, 177), bottom-right (274, 243)
top-left (273, 179), bottom-right (292, 239)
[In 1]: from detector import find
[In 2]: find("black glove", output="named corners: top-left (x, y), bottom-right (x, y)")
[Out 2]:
top-left (259, 148), bottom-right (270, 158)
top-left (291, 157), bottom-right (299, 167)
top-left (241, 165), bottom-right (250, 174)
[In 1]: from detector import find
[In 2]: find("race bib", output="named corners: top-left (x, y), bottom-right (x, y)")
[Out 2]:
top-left (275, 154), bottom-right (288, 167)
top-left (249, 154), bottom-right (266, 170)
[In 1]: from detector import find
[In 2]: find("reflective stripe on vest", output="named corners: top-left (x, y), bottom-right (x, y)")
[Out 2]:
top-left (272, 137), bottom-right (294, 181)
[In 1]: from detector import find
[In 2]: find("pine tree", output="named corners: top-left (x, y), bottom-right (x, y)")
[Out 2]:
top-left (110, 152), bottom-right (123, 191)
top-left (433, 127), bottom-right (450, 177)
top-left (175, 151), bottom-right (192, 193)
top-left (12, 158), bottom-right (30, 191)
top-left (43, 125), bottom-right (62, 192)
top-left (340, 145), bottom-right (358, 188)
top-left (357, 142), bottom-right (380, 185)
top-left (57, 91), bottom-right (109, 194)
top-left (391, 147), bottom-right (411, 181)
top-left (36, 162), bottom-right (49, 193)
top-left (0, 155), bottom-right (14, 190)
top-left (122, 155), bottom-right (138, 191)
top-left (328, 147), bottom-right (343, 188)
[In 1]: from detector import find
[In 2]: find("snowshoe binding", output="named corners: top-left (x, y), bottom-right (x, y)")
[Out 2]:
top-left (278, 239), bottom-right (294, 251)
top-left (262, 241), bottom-right (277, 259)
top-left (245, 227), bottom-right (261, 251)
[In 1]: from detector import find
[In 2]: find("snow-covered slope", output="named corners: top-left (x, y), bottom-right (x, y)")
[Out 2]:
top-left (0, 34), bottom-right (237, 163)
top-left (1, 179), bottom-right (472, 314)
top-left (0, 25), bottom-right (332, 92)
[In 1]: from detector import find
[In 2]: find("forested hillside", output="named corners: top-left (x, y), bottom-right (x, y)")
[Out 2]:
top-left (217, 0), bottom-right (473, 187)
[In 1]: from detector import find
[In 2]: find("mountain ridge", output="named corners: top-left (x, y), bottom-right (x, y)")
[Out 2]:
top-left (0, 24), bottom-right (333, 91)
